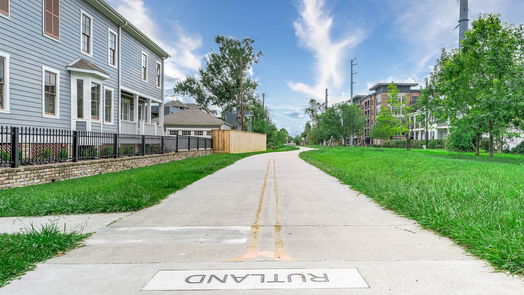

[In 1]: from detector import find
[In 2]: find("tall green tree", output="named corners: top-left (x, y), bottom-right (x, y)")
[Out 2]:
top-left (174, 36), bottom-right (262, 131)
top-left (339, 103), bottom-right (366, 145)
top-left (433, 15), bottom-right (524, 158)
top-left (370, 83), bottom-right (404, 147)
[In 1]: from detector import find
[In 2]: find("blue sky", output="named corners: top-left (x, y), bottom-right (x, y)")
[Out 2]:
top-left (108, 0), bottom-right (524, 135)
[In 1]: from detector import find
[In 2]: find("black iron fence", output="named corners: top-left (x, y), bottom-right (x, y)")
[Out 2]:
top-left (0, 126), bottom-right (212, 168)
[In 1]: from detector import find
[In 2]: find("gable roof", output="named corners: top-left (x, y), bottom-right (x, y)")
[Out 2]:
top-left (67, 58), bottom-right (110, 79)
top-left (162, 109), bottom-right (227, 127)
top-left (86, 0), bottom-right (170, 58)
top-left (165, 100), bottom-right (187, 108)
top-left (185, 103), bottom-right (204, 109)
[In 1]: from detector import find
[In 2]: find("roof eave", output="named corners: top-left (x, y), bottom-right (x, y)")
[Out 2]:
top-left (86, 0), bottom-right (170, 59)
top-left (67, 66), bottom-right (110, 80)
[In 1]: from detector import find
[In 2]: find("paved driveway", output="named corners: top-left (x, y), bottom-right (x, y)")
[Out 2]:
top-left (2, 148), bottom-right (523, 294)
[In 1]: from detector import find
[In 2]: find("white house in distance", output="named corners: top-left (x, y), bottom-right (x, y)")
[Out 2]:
top-left (159, 108), bottom-right (230, 138)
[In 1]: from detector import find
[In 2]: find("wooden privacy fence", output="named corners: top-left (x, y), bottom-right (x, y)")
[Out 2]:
top-left (212, 130), bottom-right (266, 153)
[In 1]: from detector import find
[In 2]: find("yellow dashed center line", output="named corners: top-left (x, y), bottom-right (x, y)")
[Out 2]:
top-left (226, 159), bottom-right (292, 262)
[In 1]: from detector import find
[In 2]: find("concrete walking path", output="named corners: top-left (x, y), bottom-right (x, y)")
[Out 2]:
top-left (1, 148), bottom-right (523, 294)
top-left (0, 213), bottom-right (130, 234)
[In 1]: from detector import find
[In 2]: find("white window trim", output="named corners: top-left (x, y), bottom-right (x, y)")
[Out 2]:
top-left (0, 51), bottom-right (10, 113)
top-left (90, 81), bottom-right (102, 122)
top-left (42, 65), bottom-right (60, 119)
top-left (42, 0), bottom-right (60, 42)
top-left (103, 86), bottom-right (114, 124)
top-left (107, 28), bottom-right (118, 69)
top-left (0, 0), bottom-right (10, 19)
top-left (166, 129), bottom-right (179, 136)
top-left (155, 61), bottom-right (161, 89)
top-left (141, 51), bottom-right (148, 82)
top-left (80, 9), bottom-right (94, 57)
top-left (121, 99), bottom-right (131, 121)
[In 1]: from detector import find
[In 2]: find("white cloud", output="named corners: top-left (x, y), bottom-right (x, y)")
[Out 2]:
top-left (288, 0), bottom-right (365, 101)
top-left (392, 0), bottom-right (524, 79)
top-left (108, 0), bottom-right (203, 85)
top-left (268, 105), bottom-right (308, 136)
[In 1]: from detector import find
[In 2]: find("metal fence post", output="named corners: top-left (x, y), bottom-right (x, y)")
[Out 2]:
top-left (72, 131), bottom-right (79, 162)
top-left (188, 136), bottom-right (191, 151)
top-left (175, 134), bottom-right (179, 153)
top-left (197, 137), bottom-right (200, 150)
top-left (141, 135), bottom-right (146, 155)
top-left (113, 133), bottom-right (118, 158)
top-left (160, 136), bottom-right (165, 154)
top-left (204, 138), bottom-right (207, 149)
top-left (10, 127), bottom-right (19, 168)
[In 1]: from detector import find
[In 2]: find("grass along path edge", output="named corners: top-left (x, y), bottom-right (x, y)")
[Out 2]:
top-left (300, 147), bottom-right (524, 275)
top-left (0, 225), bottom-right (88, 287)
top-left (0, 146), bottom-right (298, 217)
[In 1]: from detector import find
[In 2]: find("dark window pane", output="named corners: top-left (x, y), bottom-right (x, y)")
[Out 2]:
top-left (0, 0), bottom-right (8, 15)
top-left (77, 80), bottom-right (83, 119)
top-left (0, 57), bottom-right (4, 83)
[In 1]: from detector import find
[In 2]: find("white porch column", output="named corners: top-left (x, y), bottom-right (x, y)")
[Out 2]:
top-left (133, 93), bottom-right (139, 134)
top-left (133, 94), bottom-right (139, 122)
top-left (147, 99), bottom-right (152, 124)
top-left (159, 102), bottom-right (165, 127)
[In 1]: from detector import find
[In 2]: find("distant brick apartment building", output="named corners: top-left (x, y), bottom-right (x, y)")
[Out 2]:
top-left (350, 83), bottom-right (421, 146)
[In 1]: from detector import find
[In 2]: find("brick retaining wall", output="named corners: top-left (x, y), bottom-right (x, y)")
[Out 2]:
top-left (0, 150), bottom-right (212, 189)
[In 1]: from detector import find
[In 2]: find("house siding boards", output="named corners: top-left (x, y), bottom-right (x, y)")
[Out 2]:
top-left (0, 0), bottom-right (165, 133)
top-left (121, 30), bottom-right (162, 100)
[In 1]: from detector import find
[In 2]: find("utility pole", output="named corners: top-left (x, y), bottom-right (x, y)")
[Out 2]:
top-left (350, 57), bottom-right (357, 100)
top-left (325, 88), bottom-right (328, 111)
top-left (459, 0), bottom-right (469, 46)
top-left (424, 78), bottom-right (429, 149)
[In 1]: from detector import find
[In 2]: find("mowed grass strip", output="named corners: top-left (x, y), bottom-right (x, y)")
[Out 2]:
top-left (0, 147), bottom-right (297, 217)
top-left (0, 225), bottom-right (88, 287)
top-left (300, 147), bottom-right (524, 275)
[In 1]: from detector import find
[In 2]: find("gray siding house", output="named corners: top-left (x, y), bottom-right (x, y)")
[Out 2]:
top-left (0, 0), bottom-right (169, 135)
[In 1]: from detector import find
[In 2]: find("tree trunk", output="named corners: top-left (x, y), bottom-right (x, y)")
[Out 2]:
top-left (488, 122), bottom-right (494, 159)
top-left (425, 111), bottom-right (429, 148)
top-left (473, 132), bottom-right (482, 156)
top-left (406, 132), bottom-right (411, 150)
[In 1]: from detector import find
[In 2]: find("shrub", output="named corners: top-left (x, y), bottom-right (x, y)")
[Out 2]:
top-left (145, 145), bottom-right (159, 154)
top-left (80, 147), bottom-right (97, 158)
top-left (40, 148), bottom-right (52, 159)
top-left (381, 140), bottom-right (406, 148)
top-left (102, 146), bottom-right (113, 157)
top-left (57, 148), bottom-right (68, 160)
top-left (446, 126), bottom-right (475, 152)
top-left (0, 151), bottom-right (9, 161)
top-left (120, 146), bottom-right (134, 156)
top-left (428, 139), bottom-right (445, 149)
top-left (512, 141), bottom-right (524, 154)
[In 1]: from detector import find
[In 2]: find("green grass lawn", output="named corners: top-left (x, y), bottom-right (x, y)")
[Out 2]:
top-left (0, 146), bottom-right (297, 217)
top-left (0, 225), bottom-right (88, 287)
top-left (300, 147), bottom-right (524, 275)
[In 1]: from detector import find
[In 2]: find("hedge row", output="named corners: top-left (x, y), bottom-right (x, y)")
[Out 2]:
top-left (373, 139), bottom-right (446, 149)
